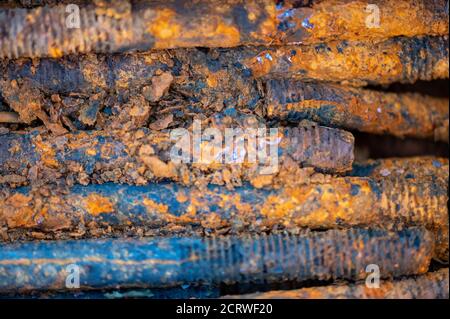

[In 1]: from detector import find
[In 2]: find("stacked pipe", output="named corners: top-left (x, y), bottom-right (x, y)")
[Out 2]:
top-left (0, 0), bottom-right (448, 299)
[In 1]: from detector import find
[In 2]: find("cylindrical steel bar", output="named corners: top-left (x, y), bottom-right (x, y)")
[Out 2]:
top-left (241, 36), bottom-right (449, 84)
top-left (347, 156), bottom-right (449, 262)
top-left (224, 268), bottom-right (449, 299)
top-left (0, 174), bottom-right (447, 259)
top-left (1, 45), bottom-right (448, 137)
top-left (0, 228), bottom-right (434, 292)
top-left (266, 80), bottom-right (449, 140)
top-left (0, 122), bottom-right (355, 187)
top-left (0, 0), bottom-right (448, 59)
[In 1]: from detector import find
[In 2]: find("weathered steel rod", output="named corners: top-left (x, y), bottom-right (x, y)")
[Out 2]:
top-left (0, 0), bottom-right (448, 58)
top-left (0, 122), bottom-right (355, 187)
top-left (224, 268), bottom-right (449, 299)
top-left (346, 156), bottom-right (449, 262)
top-left (266, 80), bottom-right (449, 141)
top-left (1, 46), bottom-right (448, 139)
top-left (0, 174), bottom-right (447, 260)
top-left (1, 36), bottom-right (447, 96)
top-left (242, 36), bottom-right (449, 84)
top-left (0, 228), bottom-right (434, 292)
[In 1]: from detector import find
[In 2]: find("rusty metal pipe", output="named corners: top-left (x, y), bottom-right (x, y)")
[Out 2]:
top-left (242, 36), bottom-right (449, 85)
top-left (266, 80), bottom-right (449, 141)
top-left (346, 156), bottom-right (449, 262)
top-left (348, 156), bottom-right (449, 181)
top-left (0, 0), bottom-right (448, 59)
top-left (0, 173), bottom-right (447, 260)
top-left (223, 268), bottom-right (449, 299)
top-left (1, 45), bottom-right (448, 138)
top-left (0, 228), bottom-right (434, 292)
top-left (0, 122), bottom-right (354, 188)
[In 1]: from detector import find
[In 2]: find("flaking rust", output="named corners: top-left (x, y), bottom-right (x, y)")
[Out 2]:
top-left (0, 173), bottom-right (447, 260)
top-left (266, 80), bottom-right (449, 141)
top-left (0, 119), bottom-right (355, 187)
top-left (0, 228), bottom-right (434, 292)
top-left (1, 42), bottom-right (448, 138)
top-left (224, 268), bottom-right (449, 299)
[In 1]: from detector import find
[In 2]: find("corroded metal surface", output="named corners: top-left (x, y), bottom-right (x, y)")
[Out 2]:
top-left (0, 286), bottom-right (222, 299)
top-left (242, 36), bottom-right (449, 85)
top-left (0, 228), bottom-right (434, 292)
top-left (347, 156), bottom-right (449, 262)
top-left (0, 0), bottom-right (448, 58)
top-left (1, 46), bottom-right (448, 138)
top-left (266, 80), bottom-right (449, 140)
top-left (0, 121), bottom-right (355, 187)
top-left (348, 156), bottom-right (449, 181)
top-left (0, 174), bottom-right (447, 260)
top-left (224, 268), bottom-right (449, 299)
top-left (0, 0), bottom-right (448, 300)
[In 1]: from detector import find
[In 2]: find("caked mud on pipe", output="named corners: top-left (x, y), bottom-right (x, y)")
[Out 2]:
top-left (1, 40), bottom-right (448, 139)
top-left (0, 170), bottom-right (447, 260)
top-left (0, 120), bottom-right (355, 187)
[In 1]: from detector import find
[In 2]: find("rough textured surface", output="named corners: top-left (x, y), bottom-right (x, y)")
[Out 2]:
top-left (0, 0), bottom-right (448, 58)
top-left (224, 268), bottom-right (449, 299)
top-left (0, 228), bottom-right (434, 292)
top-left (266, 80), bottom-right (449, 141)
top-left (347, 156), bottom-right (449, 262)
top-left (0, 0), bottom-right (448, 300)
top-left (0, 174), bottom-right (446, 260)
top-left (1, 44), bottom-right (448, 137)
top-left (242, 36), bottom-right (449, 85)
top-left (0, 120), bottom-right (355, 188)
top-left (348, 156), bottom-right (449, 181)
top-left (0, 285), bottom-right (222, 299)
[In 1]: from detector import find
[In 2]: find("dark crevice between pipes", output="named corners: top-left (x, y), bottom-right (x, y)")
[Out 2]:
top-left (355, 80), bottom-right (449, 160)
top-left (366, 79), bottom-right (450, 98)
top-left (353, 132), bottom-right (449, 160)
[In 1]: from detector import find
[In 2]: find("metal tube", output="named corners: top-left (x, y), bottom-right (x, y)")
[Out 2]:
top-left (0, 228), bottom-right (434, 292)
top-left (1, 43), bottom-right (447, 138)
top-left (0, 174), bottom-right (447, 260)
top-left (0, 122), bottom-right (354, 187)
top-left (266, 80), bottom-right (449, 141)
top-left (0, 0), bottom-right (448, 58)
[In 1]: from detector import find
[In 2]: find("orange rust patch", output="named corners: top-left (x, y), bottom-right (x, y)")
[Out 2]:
top-left (143, 198), bottom-right (169, 214)
top-left (34, 139), bottom-right (59, 168)
top-left (84, 194), bottom-right (114, 216)
top-left (147, 9), bottom-right (181, 43)
top-left (2, 193), bottom-right (35, 228)
top-left (85, 148), bottom-right (97, 156)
